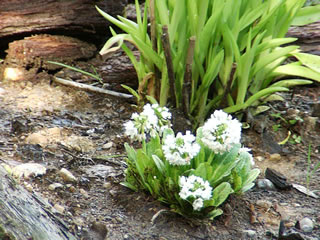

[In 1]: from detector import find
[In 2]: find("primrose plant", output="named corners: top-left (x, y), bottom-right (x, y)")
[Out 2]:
top-left (123, 104), bottom-right (260, 219)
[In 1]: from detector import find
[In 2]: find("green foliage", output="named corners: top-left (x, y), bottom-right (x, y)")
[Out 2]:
top-left (47, 61), bottom-right (103, 83)
top-left (97, 0), bottom-right (320, 128)
top-left (122, 105), bottom-right (259, 219)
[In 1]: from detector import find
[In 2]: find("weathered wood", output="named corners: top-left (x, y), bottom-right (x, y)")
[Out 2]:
top-left (287, 21), bottom-right (320, 55)
top-left (5, 34), bottom-right (96, 70)
top-left (265, 168), bottom-right (292, 190)
top-left (96, 50), bottom-right (139, 92)
top-left (0, 0), bottom-right (127, 38)
top-left (0, 165), bottom-right (77, 240)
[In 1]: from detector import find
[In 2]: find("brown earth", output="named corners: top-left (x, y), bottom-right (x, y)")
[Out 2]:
top-left (0, 75), bottom-right (319, 239)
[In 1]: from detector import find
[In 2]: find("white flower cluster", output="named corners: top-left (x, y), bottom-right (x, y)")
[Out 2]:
top-left (199, 110), bottom-right (242, 154)
top-left (162, 131), bottom-right (200, 165)
top-left (179, 175), bottom-right (212, 211)
top-left (124, 104), bottom-right (171, 141)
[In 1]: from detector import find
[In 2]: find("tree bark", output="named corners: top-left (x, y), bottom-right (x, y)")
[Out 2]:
top-left (0, 165), bottom-right (77, 240)
top-left (5, 34), bottom-right (97, 70)
top-left (0, 0), bottom-right (127, 38)
top-left (287, 21), bottom-right (320, 55)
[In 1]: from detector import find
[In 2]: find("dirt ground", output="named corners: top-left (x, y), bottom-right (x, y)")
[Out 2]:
top-left (0, 76), bottom-right (319, 240)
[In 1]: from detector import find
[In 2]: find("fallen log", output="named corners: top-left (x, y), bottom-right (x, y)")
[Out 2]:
top-left (0, 0), bottom-right (127, 38)
top-left (287, 21), bottom-right (320, 55)
top-left (0, 165), bottom-right (77, 240)
top-left (5, 34), bottom-right (97, 70)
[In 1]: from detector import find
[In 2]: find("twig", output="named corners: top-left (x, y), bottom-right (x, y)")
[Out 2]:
top-left (183, 36), bottom-right (196, 116)
top-left (151, 209), bottom-right (171, 224)
top-left (161, 25), bottom-right (177, 107)
top-left (52, 77), bottom-right (134, 99)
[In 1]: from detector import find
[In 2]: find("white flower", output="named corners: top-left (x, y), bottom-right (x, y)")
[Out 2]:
top-left (239, 147), bottom-right (255, 166)
top-left (192, 198), bottom-right (204, 211)
top-left (162, 131), bottom-right (200, 165)
top-left (123, 104), bottom-right (172, 141)
top-left (199, 110), bottom-right (242, 154)
top-left (179, 175), bottom-right (213, 211)
top-left (124, 121), bottom-right (138, 140)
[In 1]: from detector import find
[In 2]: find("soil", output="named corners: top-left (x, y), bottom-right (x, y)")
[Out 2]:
top-left (0, 74), bottom-right (319, 240)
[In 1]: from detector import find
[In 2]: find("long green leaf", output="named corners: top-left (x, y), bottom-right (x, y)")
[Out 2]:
top-left (292, 5), bottom-right (320, 26)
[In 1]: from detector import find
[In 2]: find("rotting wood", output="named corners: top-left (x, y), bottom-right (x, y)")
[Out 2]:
top-left (287, 21), bottom-right (320, 55)
top-left (0, 165), bottom-right (77, 240)
top-left (0, 0), bottom-right (127, 38)
top-left (5, 34), bottom-right (96, 70)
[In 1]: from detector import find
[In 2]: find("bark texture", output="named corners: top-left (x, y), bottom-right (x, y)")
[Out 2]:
top-left (287, 21), bottom-right (320, 55)
top-left (5, 34), bottom-right (96, 70)
top-left (0, 0), bottom-right (127, 38)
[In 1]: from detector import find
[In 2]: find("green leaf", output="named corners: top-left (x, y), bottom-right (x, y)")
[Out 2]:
top-left (211, 182), bottom-right (233, 207)
top-left (99, 34), bottom-right (125, 56)
top-left (273, 64), bottom-right (320, 82)
top-left (121, 85), bottom-right (140, 100)
top-left (292, 52), bottom-right (320, 74)
top-left (209, 145), bottom-right (240, 187)
top-left (152, 155), bottom-right (166, 175)
top-left (120, 181), bottom-right (138, 191)
top-left (292, 5), bottom-right (320, 26)
top-left (270, 79), bottom-right (313, 88)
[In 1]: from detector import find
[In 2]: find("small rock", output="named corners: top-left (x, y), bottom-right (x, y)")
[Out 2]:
top-left (69, 185), bottom-right (77, 193)
top-left (83, 164), bottom-right (118, 178)
top-left (80, 188), bottom-right (89, 198)
top-left (12, 163), bottom-right (46, 179)
top-left (297, 217), bottom-right (314, 233)
top-left (255, 156), bottom-right (264, 162)
top-left (102, 142), bottom-right (113, 149)
top-left (109, 189), bottom-right (117, 197)
top-left (53, 204), bottom-right (65, 214)
top-left (103, 182), bottom-right (112, 189)
top-left (59, 168), bottom-right (77, 183)
top-left (48, 183), bottom-right (63, 191)
top-left (74, 217), bottom-right (85, 226)
top-left (256, 179), bottom-right (276, 190)
top-left (24, 182), bottom-right (33, 192)
top-left (0, 87), bottom-right (5, 95)
top-left (256, 200), bottom-right (272, 209)
top-left (116, 216), bottom-right (123, 223)
top-left (269, 153), bottom-right (281, 161)
top-left (242, 229), bottom-right (256, 238)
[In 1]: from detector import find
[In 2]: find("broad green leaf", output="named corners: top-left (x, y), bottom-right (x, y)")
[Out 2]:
top-left (207, 209), bottom-right (223, 220)
top-left (273, 64), bottom-right (320, 82)
top-left (244, 87), bottom-right (289, 107)
top-left (211, 182), bottom-right (233, 207)
top-left (152, 155), bottom-right (166, 175)
top-left (253, 46), bottom-right (299, 76)
top-left (209, 145), bottom-right (240, 187)
top-left (292, 52), bottom-right (320, 74)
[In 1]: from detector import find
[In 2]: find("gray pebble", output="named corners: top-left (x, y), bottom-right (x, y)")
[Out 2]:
top-left (256, 179), bottom-right (276, 190)
top-left (298, 217), bottom-right (314, 233)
